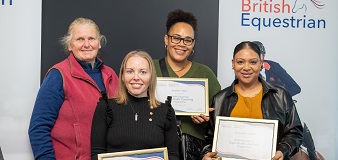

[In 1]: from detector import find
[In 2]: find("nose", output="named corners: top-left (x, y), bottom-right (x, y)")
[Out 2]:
top-left (84, 39), bottom-right (90, 47)
top-left (132, 73), bottom-right (140, 80)
top-left (178, 38), bottom-right (186, 46)
top-left (243, 63), bottom-right (251, 70)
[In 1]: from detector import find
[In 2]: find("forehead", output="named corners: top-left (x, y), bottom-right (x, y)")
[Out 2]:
top-left (126, 56), bottom-right (149, 67)
top-left (235, 48), bottom-right (260, 59)
top-left (169, 22), bottom-right (194, 36)
top-left (71, 24), bottom-right (98, 36)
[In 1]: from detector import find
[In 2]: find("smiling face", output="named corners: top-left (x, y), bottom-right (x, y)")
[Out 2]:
top-left (68, 24), bottom-right (101, 66)
top-left (232, 48), bottom-right (262, 86)
top-left (164, 22), bottom-right (195, 63)
top-left (122, 55), bottom-right (151, 97)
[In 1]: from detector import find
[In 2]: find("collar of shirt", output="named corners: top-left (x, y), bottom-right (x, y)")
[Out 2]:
top-left (75, 57), bottom-right (104, 69)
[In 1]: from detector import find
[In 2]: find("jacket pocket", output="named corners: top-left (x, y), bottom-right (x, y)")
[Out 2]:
top-left (73, 123), bottom-right (82, 158)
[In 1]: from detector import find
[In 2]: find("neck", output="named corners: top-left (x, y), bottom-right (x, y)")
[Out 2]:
top-left (128, 91), bottom-right (148, 98)
top-left (238, 82), bottom-right (259, 91)
top-left (167, 57), bottom-right (189, 72)
top-left (237, 80), bottom-right (262, 97)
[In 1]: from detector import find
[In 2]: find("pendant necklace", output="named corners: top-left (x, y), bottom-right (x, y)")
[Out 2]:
top-left (127, 99), bottom-right (147, 121)
top-left (173, 61), bottom-right (188, 72)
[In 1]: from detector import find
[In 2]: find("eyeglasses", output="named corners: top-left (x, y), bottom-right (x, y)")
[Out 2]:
top-left (168, 35), bottom-right (195, 46)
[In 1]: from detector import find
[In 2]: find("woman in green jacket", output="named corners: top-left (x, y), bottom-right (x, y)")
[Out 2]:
top-left (153, 9), bottom-right (221, 160)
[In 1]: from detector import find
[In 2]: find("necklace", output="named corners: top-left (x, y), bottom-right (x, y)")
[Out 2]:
top-left (237, 84), bottom-right (262, 98)
top-left (127, 99), bottom-right (146, 121)
top-left (173, 61), bottom-right (188, 72)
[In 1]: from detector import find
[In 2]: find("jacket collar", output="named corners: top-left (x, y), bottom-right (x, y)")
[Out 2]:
top-left (260, 77), bottom-right (278, 95)
top-left (68, 53), bottom-right (94, 80)
top-left (76, 57), bottom-right (104, 69)
top-left (69, 52), bottom-right (104, 70)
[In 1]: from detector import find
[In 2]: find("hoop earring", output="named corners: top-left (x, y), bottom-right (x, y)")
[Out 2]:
top-left (190, 49), bottom-right (195, 56)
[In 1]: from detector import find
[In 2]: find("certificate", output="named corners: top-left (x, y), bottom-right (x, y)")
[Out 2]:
top-left (97, 147), bottom-right (168, 160)
top-left (156, 77), bottom-right (209, 116)
top-left (212, 116), bottom-right (278, 160)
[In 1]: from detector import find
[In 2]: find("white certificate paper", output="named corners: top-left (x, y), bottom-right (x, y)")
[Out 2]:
top-left (212, 116), bottom-right (278, 160)
top-left (156, 77), bottom-right (209, 116)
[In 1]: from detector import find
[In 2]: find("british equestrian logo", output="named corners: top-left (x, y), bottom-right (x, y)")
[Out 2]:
top-left (241, 0), bottom-right (326, 31)
top-left (292, 0), bottom-right (325, 13)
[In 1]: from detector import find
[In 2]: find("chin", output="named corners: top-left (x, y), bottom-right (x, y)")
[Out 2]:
top-left (129, 92), bottom-right (144, 97)
top-left (129, 92), bottom-right (139, 96)
top-left (238, 78), bottom-right (253, 84)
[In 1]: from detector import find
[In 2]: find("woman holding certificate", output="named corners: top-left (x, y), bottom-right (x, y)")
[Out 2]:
top-left (91, 50), bottom-right (179, 160)
top-left (153, 9), bottom-right (221, 160)
top-left (202, 41), bottom-right (303, 160)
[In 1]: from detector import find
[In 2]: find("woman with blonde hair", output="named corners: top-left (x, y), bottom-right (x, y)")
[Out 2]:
top-left (91, 50), bottom-right (179, 160)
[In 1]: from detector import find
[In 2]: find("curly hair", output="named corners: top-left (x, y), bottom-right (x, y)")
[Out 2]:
top-left (166, 9), bottom-right (197, 33)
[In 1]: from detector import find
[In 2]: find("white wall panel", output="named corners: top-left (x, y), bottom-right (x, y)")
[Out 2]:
top-left (0, 0), bottom-right (41, 159)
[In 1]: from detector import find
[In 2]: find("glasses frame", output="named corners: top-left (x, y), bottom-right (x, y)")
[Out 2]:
top-left (167, 35), bottom-right (195, 46)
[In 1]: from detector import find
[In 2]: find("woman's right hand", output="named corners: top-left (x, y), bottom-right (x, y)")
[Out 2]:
top-left (202, 152), bottom-right (221, 160)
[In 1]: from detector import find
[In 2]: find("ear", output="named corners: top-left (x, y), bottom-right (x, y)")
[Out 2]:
top-left (260, 54), bottom-right (265, 61)
top-left (164, 34), bottom-right (169, 46)
top-left (231, 59), bottom-right (234, 68)
top-left (67, 44), bottom-right (72, 52)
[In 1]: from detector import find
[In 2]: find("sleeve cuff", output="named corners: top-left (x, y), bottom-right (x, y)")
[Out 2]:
top-left (277, 142), bottom-right (292, 157)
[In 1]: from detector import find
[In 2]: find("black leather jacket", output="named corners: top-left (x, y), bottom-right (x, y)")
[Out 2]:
top-left (205, 78), bottom-right (303, 159)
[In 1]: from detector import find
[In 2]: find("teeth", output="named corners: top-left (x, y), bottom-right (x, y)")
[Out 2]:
top-left (242, 73), bottom-right (251, 78)
top-left (175, 49), bottom-right (185, 54)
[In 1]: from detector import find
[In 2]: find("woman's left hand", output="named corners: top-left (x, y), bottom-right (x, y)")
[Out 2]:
top-left (191, 108), bottom-right (214, 124)
top-left (202, 152), bottom-right (221, 160)
top-left (272, 150), bottom-right (284, 160)
top-left (191, 114), bottom-right (209, 124)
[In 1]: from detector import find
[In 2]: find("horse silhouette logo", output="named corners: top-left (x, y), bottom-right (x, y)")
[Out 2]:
top-left (292, 0), bottom-right (325, 13)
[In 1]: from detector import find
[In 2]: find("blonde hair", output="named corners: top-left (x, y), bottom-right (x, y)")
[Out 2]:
top-left (59, 17), bottom-right (107, 53)
top-left (116, 50), bottom-right (161, 108)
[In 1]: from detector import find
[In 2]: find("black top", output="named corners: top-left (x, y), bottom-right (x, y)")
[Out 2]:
top-left (91, 94), bottom-right (179, 160)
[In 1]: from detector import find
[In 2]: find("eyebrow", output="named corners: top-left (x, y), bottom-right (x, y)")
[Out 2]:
top-left (171, 34), bottom-right (193, 38)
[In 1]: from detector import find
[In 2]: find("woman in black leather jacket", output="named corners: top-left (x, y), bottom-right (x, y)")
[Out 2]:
top-left (203, 41), bottom-right (303, 160)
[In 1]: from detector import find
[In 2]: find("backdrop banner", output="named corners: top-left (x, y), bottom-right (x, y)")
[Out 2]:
top-left (218, 0), bottom-right (338, 159)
